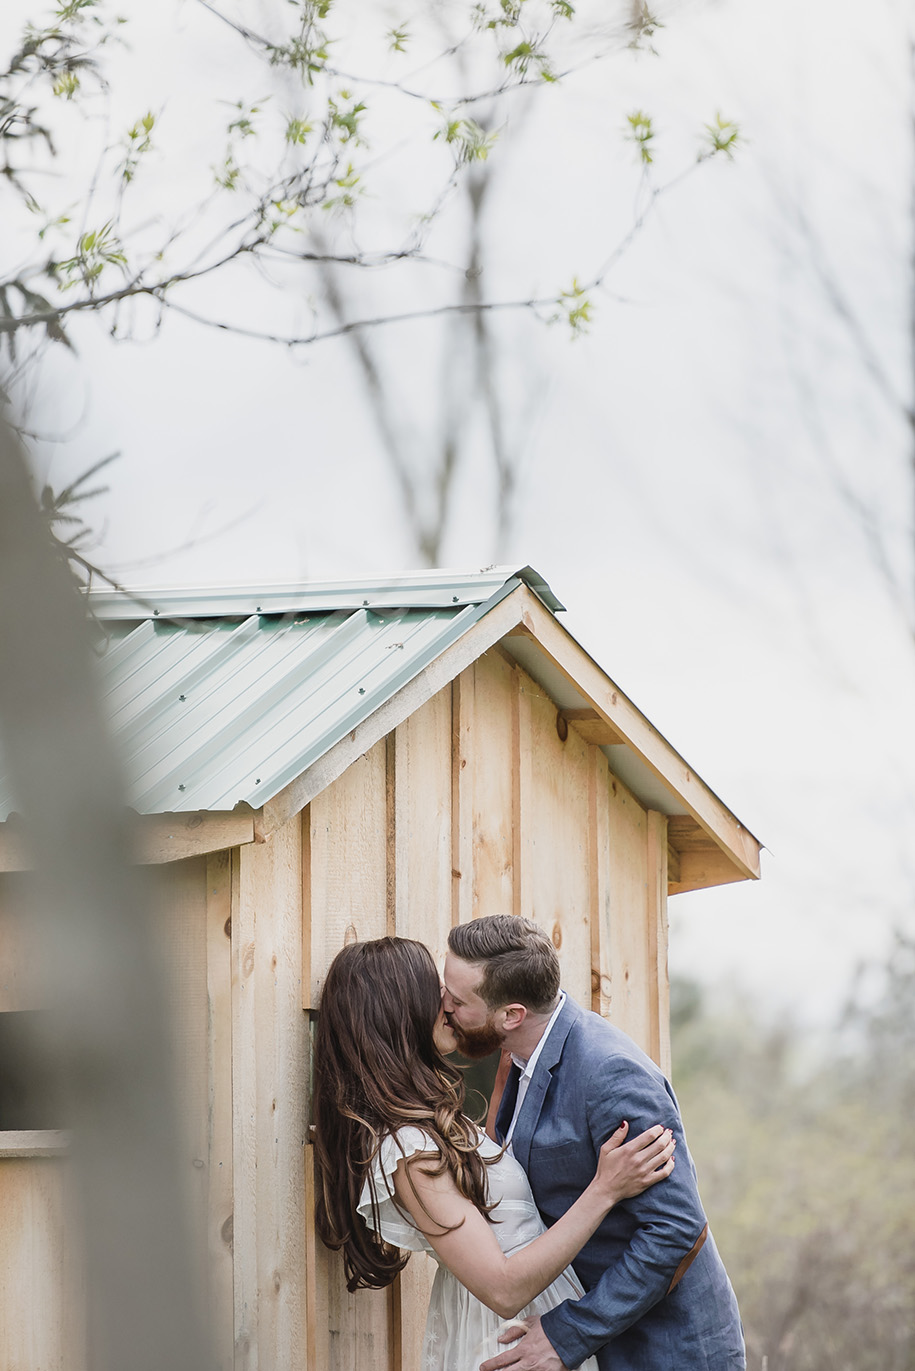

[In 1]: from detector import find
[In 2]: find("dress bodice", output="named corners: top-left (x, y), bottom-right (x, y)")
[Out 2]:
top-left (355, 1122), bottom-right (598, 1371)
top-left (357, 1125), bottom-right (546, 1259)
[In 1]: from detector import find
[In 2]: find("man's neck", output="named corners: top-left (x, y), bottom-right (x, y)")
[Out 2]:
top-left (508, 996), bottom-right (562, 1065)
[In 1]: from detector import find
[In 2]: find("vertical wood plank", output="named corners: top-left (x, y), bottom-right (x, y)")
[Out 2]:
top-left (524, 674), bottom-right (592, 1008)
top-left (394, 688), bottom-right (452, 962)
top-left (307, 741), bottom-right (388, 1006)
top-left (469, 653), bottom-right (515, 920)
top-left (0, 1157), bottom-right (84, 1371)
top-left (390, 687), bottom-right (452, 1371)
top-left (592, 748), bottom-right (614, 1021)
top-left (303, 1145), bottom-right (326, 1371)
top-left (306, 744), bottom-right (392, 1369)
top-left (604, 771), bottom-right (652, 1052)
top-left (301, 809), bottom-right (313, 1013)
top-left (148, 858), bottom-right (211, 1296)
top-left (301, 812), bottom-right (328, 1371)
top-left (206, 851), bottom-right (235, 1371)
top-left (236, 816), bottom-right (308, 1371)
top-left (451, 671), bottom-right (474, 929)
top-left (385, 733), bottom-right (397, 937)
top-left (233, 835), bottom-right (258, 1371)
top-left (646, 812), bottom-right (671, 1076)
top-left (510, 665), bottom-right (533, 924)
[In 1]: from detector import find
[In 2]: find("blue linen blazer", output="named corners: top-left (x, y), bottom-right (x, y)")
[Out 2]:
top-left (500, 996), bottom-right (745, 1370)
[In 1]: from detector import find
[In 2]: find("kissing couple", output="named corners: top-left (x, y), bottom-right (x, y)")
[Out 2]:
top-left (314, 915), bottom-right (745, 1371)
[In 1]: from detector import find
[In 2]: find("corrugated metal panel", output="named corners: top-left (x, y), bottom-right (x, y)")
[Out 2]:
top-left (0, 568), bottom-right (557, 819)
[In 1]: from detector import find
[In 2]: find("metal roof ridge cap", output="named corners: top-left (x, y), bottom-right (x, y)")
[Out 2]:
top-left (83, 565), bottom-right (563, 618)
top-left (512, 566), bottom-right (564, 613)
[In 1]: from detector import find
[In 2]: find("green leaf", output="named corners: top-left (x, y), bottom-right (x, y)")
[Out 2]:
top-left (625, 109), bottom-right (655, 165)
top-left (700, 112), bottom-right (741, 161)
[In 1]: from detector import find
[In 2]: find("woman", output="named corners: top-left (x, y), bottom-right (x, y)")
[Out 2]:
top-left (313, 938), bottom-right (675, 1371)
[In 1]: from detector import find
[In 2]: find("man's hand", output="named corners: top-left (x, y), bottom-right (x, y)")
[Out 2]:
top-left (479, 1316), bottom-right (570, 1371)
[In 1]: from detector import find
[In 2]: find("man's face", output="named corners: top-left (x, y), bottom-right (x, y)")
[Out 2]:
top-left (442, 953), bottom-right (505, 1059)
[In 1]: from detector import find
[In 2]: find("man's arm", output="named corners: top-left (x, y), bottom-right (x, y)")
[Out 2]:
top-left (538, 1061), bottom-right (707, 1369)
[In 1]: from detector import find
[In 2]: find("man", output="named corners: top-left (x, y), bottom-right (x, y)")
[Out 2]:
top-left (443, 915), bottom-right (745, 1371)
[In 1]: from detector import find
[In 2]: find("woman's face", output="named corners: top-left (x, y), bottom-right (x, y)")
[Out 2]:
top-left (432, 990), bottom-right (458, 1055)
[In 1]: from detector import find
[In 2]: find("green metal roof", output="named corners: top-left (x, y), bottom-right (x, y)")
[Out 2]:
top-left (0, 566), bottom-right (561, 819)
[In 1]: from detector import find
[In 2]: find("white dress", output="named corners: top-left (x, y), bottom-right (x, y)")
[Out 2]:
top-left (357, 1125), bottom-right (598, 1371)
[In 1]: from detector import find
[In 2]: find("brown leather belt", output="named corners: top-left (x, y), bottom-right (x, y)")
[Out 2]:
top-left (668, 1223), bottom-right (708, 1293)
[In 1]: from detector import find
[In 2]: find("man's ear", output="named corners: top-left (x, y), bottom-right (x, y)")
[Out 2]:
top-left (499, 1003), bottom-right (528, 1033)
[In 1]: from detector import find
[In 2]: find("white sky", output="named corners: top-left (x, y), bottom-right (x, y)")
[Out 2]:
top-left (5, 0), bottom-right (914, 1028)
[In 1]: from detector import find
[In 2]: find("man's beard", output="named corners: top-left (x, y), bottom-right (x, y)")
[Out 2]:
top-left (450, 1017), bottom-right (504, 1060)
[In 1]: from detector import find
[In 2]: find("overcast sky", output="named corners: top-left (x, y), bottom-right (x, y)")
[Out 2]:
top-left (6, 0), bottom-right (914, 1028)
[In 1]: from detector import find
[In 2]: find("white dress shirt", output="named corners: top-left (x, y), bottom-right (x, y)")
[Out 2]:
top-left (505, 991), bottom-right (566, 1151)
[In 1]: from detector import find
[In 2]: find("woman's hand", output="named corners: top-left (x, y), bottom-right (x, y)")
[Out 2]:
top-left (593, 1122), bottom-right (676, 1206)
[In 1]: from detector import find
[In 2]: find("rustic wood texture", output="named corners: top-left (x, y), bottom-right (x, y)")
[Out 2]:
top-left (508, 586), bottom-right (761, 881)
top-left (261, 589), bottom-right (528, 838)
top-left (306, 741), bottom-right (388, 1009)
top-left (306, 747), bottom-right (391, 1368)
top-left (0, 1157), bottom-right (84, 1371)
top-left (393, 691), bottom-right (452, 966)
top-left (666, 815), bottom-right (750, 894)
top-left (206, 851), bottom-right (236, 1371)
top-left (603, 771), bottom-right (654, 1053)
top-left (0, 811), bottom-right (256, 872)
top-left (561, 708), bottom-right (626, 747)
top-left (511, 663), bottom-right (533, 924)
top-left (523, 673), bottom-right (592, 1007)
top-left (0, 1131), bottom-right (70, 1157)
top-left (391, 692), bottom-right (452, 1368)
top-left (590, 747), bottom-right (613, 1020)
top-left (646, 813), bottom-right (671, 1076)
top-left (0, 596), bottom-right (708, 1371)
top-left (235, 816), bottom-right (309, 1371)
top-left (451, 671), bottom-right (474, 928)
top-left (147, 857), bottom-right (212, 1300)
top-left (468, 652), bottom-right (515, 920)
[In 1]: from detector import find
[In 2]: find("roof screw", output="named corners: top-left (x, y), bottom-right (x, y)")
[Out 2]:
top-left (363, 599), bottom-right (369, 606)
top-left (179, 694), bottom-right (186, 702)
top-left (153, 609), bottom-right (159, 616)
top-left (256, 606), bottom-right (261, 612)
top-left (255, 778), bottom-right (261, 784)
top-left (178, 784), bottom-right (186, 792)
top-left (358, 687), bottom-right (366, 694)
top-left (452, 596), bottom-right (459, 603)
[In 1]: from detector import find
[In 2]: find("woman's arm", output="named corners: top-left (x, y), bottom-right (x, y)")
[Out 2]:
top-left (391, 1124), bottom-right (675, 1320)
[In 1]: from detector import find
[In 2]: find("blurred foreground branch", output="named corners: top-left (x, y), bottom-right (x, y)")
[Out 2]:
top-left (0, 418), bottom-right (213, 1371)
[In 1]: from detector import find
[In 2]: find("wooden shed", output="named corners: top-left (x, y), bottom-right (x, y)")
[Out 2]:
top-left (0, 565), bottom-right (761, 1371)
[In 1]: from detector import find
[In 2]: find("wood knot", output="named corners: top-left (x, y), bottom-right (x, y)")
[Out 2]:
top-left (551, 923), bottom-right (563, 950)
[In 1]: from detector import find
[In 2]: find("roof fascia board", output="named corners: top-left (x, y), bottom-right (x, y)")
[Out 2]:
top-left (506, 587), bottom-right (762, 881)
top-left (260, 583), bottom-right (529, 836)
top-left (0, 809), bottom-right (256, 871)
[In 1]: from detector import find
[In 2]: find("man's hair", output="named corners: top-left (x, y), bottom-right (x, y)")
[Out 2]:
top-left (447, 916), bottom-right (560, 1014)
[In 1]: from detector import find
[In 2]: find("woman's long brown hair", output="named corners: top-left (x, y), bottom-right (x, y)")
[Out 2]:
top-left (312, 937), bottom-right (496, 1292)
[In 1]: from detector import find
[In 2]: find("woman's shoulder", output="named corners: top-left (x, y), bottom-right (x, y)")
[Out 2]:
top-left (378, 1125), bottom-right (442, 1167)
top-left (380, 1119), bottom-right (494, 1164)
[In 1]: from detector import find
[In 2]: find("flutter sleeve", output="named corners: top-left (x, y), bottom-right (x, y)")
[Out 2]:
top-left (356, 1127), bottom-right (442, 1253)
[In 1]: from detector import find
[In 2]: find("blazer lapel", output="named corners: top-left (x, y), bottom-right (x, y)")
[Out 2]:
top-left (510, 995), bottom-right (578, 1173)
